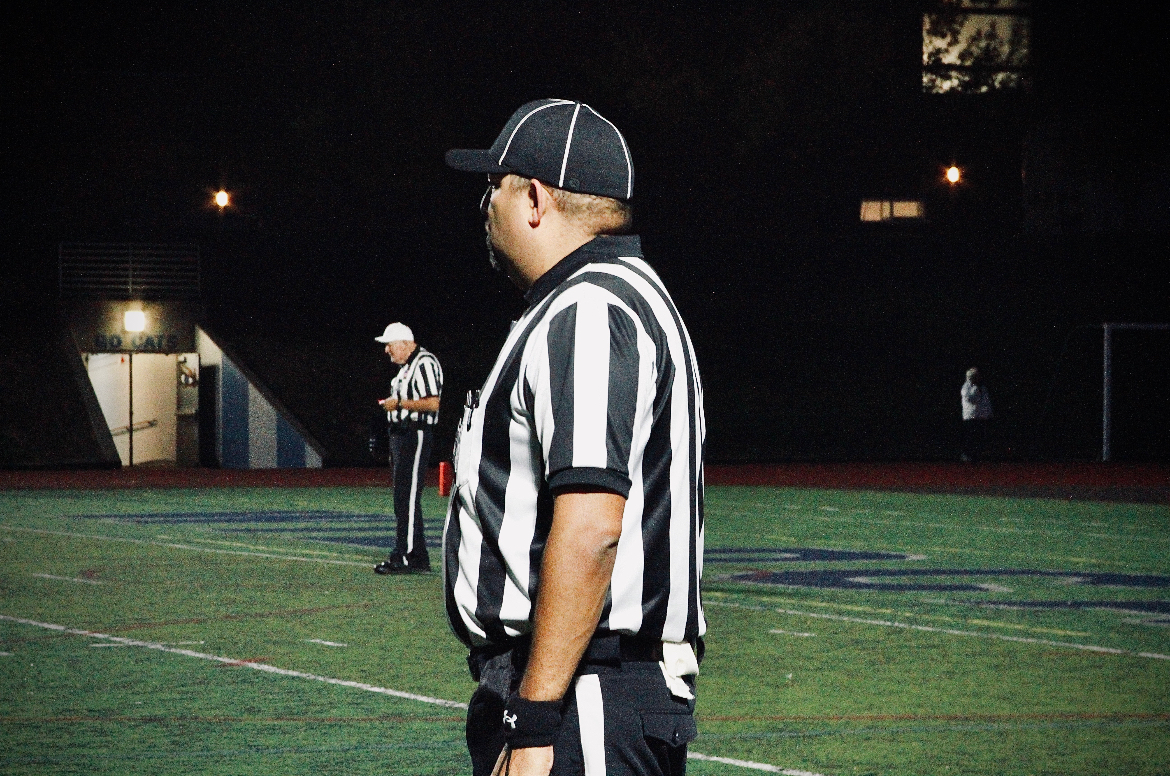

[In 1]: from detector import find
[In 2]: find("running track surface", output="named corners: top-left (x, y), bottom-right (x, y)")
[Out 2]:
top-left (1, 463), bottom-right (1166, 503)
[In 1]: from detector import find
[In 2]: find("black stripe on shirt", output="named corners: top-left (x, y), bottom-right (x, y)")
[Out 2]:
top-left (605, 302), bottom-right (639, 476)
top-left (546, 304), bottom-right (577, 482)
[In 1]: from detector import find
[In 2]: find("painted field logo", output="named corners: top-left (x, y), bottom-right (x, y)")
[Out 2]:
top-left (729, 568), bottom-right (1170, 593)
top-left (725, 564), bottom-right (1170, 620)
top-left (80, 510), bottom-right (441, 550)
top-left (707, 548), bottom-right (921, 563)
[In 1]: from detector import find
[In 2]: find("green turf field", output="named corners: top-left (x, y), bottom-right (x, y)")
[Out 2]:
top-left (2, 484), bottom-right (1168, 775)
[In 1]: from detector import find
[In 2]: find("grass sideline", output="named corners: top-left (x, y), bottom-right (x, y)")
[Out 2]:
top-left (1, 484), bottom-right (1168, 775)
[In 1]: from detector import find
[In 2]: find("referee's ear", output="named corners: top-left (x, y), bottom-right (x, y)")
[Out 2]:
top-left (527, 178), bottom-right (554, 228)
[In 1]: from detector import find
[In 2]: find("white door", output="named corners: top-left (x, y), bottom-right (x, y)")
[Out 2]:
top-left (85, 352), bottom-right (178, 466)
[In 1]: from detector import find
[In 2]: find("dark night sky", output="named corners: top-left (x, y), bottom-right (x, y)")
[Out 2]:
top-left (4, 2), bottom-right (1168, 463)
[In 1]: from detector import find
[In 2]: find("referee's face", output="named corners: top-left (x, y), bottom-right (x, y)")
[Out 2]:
top-left (482, 173), bottom-right (527, 284)
top-left (386, 340), bottom-right (413, 364)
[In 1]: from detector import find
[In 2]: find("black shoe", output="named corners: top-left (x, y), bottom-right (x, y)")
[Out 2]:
top-left (374, 556), bottom-right (410, 575)
top-left (374, 556), bottom-right (430, 575)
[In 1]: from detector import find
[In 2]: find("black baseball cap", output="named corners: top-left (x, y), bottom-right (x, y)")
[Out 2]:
top-left (445, 99), bottom-right (634, 200)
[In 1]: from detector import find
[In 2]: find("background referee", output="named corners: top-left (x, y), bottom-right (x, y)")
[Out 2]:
top-left (372, 322), bottom-right (442, 575)
top-left (443, 99), bottom-right (706, 776)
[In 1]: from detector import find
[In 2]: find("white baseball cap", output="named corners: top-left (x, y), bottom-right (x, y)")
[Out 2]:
top-left (375, 322), bottom-right (414, 343)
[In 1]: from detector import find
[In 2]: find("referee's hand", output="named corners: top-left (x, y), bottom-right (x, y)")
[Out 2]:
top-left (491, 745), bottom-right (553, 776)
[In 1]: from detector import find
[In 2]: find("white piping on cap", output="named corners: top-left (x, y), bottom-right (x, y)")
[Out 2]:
top-left (558, 103), bottom-right (583, 188)
top-left (584, 104), bottom-right (633, 199)
top-left (497, 99), bottom-right (575, 167)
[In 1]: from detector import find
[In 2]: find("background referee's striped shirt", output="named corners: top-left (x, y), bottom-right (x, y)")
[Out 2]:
top-left (388, 346), bottom-right (443, 426)
top-left (444, 234), bottom-right (705, 649)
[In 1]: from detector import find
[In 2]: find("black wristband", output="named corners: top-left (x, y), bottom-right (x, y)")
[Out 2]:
top-left (502, 694), bottom-right (563, 749)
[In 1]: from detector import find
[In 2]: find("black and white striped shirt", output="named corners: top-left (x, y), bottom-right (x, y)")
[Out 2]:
top-left (444, 235), bottom-right (705, 649)
top-left (387, 345), bottom-right (443, 427)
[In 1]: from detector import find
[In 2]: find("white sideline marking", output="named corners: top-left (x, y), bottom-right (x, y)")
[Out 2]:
top-left (307, 639), bottom-right (348, 647)
top-left (0, 526), bottom-right (371, 567)
top-left (687, 752), bottom-right (829, 775)
top-left (0, 614), bottom-right (805, 775)
top-left (176, 536), bottom-right (349, 556)
top-left (30, 573), bottom-right (103, 585)
top-left (0, 614), bottom-right (466, 709)
top-left (770, 629), bottom-right (817, 638)
top-left (715, 602), bottom-right (1170, 660)
top-left (93, 640), bottom-right (205, 647)
top-left (0, 651), bottom-right (13, 656)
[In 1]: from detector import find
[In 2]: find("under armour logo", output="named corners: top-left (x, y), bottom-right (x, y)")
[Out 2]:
top-left (502, 711), bottom-right (517, 729)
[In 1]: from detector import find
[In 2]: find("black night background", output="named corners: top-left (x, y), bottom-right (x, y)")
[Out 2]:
top-left (3, 1), bottom-right (1168, 467)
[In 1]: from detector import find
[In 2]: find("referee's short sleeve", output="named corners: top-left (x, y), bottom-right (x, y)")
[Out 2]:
top-left (540, 296), bottom-right (643, 498)
top-left (416, 355), bottom-right (442, 398)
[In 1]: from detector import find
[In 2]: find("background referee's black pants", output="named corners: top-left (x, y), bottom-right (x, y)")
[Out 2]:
top-left (388, 427), bottom-right (433, 569)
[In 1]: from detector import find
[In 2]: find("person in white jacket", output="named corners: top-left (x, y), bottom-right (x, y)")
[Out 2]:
top-left (960, 367), bottom-right (993, 462)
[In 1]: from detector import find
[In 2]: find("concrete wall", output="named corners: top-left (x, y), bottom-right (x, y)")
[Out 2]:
top-left (196, 328), bottom-right (322, 469)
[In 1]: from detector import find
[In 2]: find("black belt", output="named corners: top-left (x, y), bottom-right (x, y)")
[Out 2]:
top-left (585, 633), bottom-right (663, 664)
top-left (388, 422), bottom-right (434, 434)
top-left (467, 632), bottom-right (665, 683)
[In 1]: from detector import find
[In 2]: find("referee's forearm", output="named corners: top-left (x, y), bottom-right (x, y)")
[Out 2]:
top-left (398, 396), bottom-right (441, 413)
top-left (518, 490), bottom-right (625, 703)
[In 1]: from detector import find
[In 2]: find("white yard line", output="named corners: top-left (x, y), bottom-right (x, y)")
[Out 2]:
top-left (710, 601), bottom-right (1170, 660)
top-left (0, 614), bottom-right (465, 708)
top-left (716, 595), bottom-right (1092, 638)
top-left (306, 639), bottom-right (348, 647)
top-left (165, 536), bottom-right (352, 556)
top-left (0, 526), bottom-right (371, 567)
top-left (687, 752), bottom-right (829, 775)
top-left (0, 613), bottom-right (811, 774)
top-left (30, 573), bottom-right (103, 585)
top-left (92, 640), bottom-right (204, 647)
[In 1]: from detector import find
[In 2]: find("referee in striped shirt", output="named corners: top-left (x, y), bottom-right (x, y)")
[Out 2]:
top-left (373, 322), bottom-right (443, 574)
top-left (444, 100), bottom-right (706, 776)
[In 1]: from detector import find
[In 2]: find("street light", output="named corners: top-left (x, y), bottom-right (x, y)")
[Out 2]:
top-left (946, 165), bottom-right (962, 184)
top-left (214, 189), bottom-right (230, 209)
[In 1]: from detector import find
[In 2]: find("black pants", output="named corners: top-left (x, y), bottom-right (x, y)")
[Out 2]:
top-left (961, 419), bottom-right (990, 462)
top-left (388, 427), bottom-right (433, 568)
top-left (466, 639), bottom-right (697, 776)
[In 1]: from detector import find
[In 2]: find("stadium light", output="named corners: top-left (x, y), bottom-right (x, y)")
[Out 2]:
top-left (946, 166), bottom-right (962, 184)
top-left (214, 189), bottom-right (230, 209)
top-left (124, 309), bottom-right (146, 332)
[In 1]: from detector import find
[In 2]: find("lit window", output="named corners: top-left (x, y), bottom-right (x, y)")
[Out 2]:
top-left (892, 201), bottom-right (924, 218)
top-left (861, 200), bottom-right (924, 222)
top-left (860, 201), bottom-right (891, 222)
top-left (923, 0), bottom-right (1031, 94)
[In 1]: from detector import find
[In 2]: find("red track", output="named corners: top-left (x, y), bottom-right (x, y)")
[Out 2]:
top-left (1, 463), bottom-right (1166, 503)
